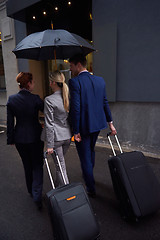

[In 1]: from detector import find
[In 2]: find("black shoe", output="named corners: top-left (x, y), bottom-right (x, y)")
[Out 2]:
top-left (87, 191), bottom-right (96, 198)
top-left (35, 201), bottom-right (43, 210)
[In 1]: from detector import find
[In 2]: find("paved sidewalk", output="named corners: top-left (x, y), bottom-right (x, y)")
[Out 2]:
top-left (1, 128), bottom-right (160, 240)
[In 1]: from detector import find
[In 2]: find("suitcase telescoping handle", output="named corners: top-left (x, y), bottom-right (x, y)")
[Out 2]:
top-left (44, 150), bottom-right (67, 189)
top-left (107, 132), bottom-right (123, 156)
top-left (44, 151), bottom-right (55, 189)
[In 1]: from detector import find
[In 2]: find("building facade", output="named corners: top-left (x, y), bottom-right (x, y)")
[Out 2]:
top-left (0, 0), bottom-right (18, 123)
top-left (92, 0), bottom-right (160, 154)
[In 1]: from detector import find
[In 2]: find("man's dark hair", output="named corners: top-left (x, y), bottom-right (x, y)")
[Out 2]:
top-left (69, 53), bottom-right (87, 67)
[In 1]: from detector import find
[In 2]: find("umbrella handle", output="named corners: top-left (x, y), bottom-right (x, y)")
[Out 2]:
top-left (54, 49), bottom-right (57, 70)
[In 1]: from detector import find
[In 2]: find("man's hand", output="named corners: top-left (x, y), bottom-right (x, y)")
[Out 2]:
top-left (47, 148), bottom-right (54, 154)
top-left (108, 122), bottom-right (117, 136)
top-left (74, 133), bottom-right (82, 142)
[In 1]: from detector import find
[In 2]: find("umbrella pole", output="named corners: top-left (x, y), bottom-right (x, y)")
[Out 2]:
top-left (54, 49), bottom-right (57, 70)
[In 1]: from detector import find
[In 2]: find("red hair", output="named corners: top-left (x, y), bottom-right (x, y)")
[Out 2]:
top-left (16, 72), bottom-right (32, 90)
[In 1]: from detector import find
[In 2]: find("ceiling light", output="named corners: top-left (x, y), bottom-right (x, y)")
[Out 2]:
top-left (43, 11), bottom-right (47, 15)
top-left (89, 13), bottom-right (92, 20)
top-left (55, 7), bottom-right (58, 11)
top-left (33, 16), bottom-right (36, 20)
top-left (68, 2), bottom-right (71, 5)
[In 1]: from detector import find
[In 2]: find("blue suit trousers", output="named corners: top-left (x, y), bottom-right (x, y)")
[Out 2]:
top-left (75, 131), bottom-right (100, 193)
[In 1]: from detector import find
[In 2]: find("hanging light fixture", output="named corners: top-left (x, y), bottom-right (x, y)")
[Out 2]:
top-left (89, 13), bottom-right (92, 20)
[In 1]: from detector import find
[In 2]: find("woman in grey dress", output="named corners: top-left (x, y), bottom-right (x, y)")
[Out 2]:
top-left (41, 70), bottom-right (71, 186)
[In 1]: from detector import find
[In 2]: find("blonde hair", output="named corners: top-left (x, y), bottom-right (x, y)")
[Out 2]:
top-left (49, 70), bottom-right (69, 112)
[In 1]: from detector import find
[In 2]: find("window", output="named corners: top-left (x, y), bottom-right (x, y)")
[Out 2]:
top-left (0, 32), bottom-right (5, 90)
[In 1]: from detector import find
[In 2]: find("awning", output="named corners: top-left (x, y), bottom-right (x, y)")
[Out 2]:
top-left (6, 0), bottom-right (41, 20)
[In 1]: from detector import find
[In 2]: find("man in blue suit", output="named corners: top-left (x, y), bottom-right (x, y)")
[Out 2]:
top-left (69, 54), bottom-right (116, 197)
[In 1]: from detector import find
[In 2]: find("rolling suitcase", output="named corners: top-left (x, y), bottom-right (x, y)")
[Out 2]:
top-left (44, 150), bottom-right (100, 240)
top-left (107, 133), bottom-right (160, 221)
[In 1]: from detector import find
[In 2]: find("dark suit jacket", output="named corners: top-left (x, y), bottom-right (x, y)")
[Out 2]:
top-left (7, 89), bottom-right (44, 144)
top-left (69, 71), bottom-right (113, 136)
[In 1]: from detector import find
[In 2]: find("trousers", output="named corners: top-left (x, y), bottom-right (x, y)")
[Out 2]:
top-left (52, 139), bottom-right (71, 187)
top-left (75, 131), bottom-right (100, 193)
top-left (15, 141), bottom-right (44, 202)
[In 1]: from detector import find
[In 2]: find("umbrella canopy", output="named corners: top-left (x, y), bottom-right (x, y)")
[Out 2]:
top-left (13, 29), bottom-right (95, 60)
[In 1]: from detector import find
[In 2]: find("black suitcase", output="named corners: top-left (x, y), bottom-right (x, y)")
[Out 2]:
top-left (107, 134), bottom-right (160, 220)
top-left (44, 150), bottom-right (100, 240)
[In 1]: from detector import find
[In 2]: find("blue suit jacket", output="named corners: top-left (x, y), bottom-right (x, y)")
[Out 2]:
top-left (7, 89), bottom-right (44, 144)
top-left (69, 71), bottom-right (113, 136)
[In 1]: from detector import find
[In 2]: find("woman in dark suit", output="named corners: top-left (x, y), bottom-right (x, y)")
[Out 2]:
top-left (7, 72), bottom-right (44, 209)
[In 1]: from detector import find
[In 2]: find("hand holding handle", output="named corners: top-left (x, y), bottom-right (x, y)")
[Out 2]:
top-left (44, 149), bottom-right (67, 188)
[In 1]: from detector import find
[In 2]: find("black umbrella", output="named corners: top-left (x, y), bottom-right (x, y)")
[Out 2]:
top-left (12, 29), bottom-right (95, 61)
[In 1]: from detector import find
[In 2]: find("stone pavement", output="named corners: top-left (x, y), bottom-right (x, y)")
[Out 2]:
top-left (1, 126), bottom-right (160, 240)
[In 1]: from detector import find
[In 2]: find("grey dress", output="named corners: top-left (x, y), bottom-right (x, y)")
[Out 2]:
top-left (41, 90), bottom-right (71, 186)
